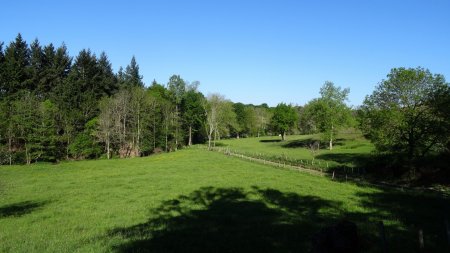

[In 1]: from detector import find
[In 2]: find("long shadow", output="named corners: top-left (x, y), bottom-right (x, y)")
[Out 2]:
top-left (109, 186), bottom-right (348, 252)
top-left (0, 201), bottom-right (47, 218)
top-left (259, 139), bottom-right (282, 143)
top-left (281, 139), bottom-right (345, 149)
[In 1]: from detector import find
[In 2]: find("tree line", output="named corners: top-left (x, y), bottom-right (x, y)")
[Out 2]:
top-left (0, 34), bottom-right (276, 164)
top-left (1, 34), bottom-right (449, 179)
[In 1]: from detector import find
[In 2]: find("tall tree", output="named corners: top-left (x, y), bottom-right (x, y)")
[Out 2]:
top-left (0, 42), bottom-right (5, 98)
top-left (304, 82), bottom-right (352, 149)
top-left (3, 33), bottom-right (30, 96)
top-left (97, 97), bottom-right (116, 159)
top-left (204, 94), bottom-right (224, 149)
top-left (27, 39), bottom-right (43, 93)
top-left (123, 56), bottom-right (144, 87)
top-left (167, 74), bottom-right (186, 150)
top-left (97, 52), bottom-right (118, 96)
top-left (232, 103), bottom-right (245, 138)
top-left (181, 89), bottom-right (206, 146)
top-left (270, 103), bottom-right (298, 141)
top-left (358, 67), bottom-right (450, 169)
top-left (254, 106), bottom-right (271, 137)
top-left (11, 91), bottom-right (41, 164)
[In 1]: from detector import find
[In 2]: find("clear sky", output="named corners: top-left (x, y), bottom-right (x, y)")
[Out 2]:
top-left (1, 0), bottom-right (449, 107)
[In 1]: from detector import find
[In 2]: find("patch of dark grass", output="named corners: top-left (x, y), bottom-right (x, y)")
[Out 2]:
top-left (212, 142), bottom-right (227, 147)
top-left (282, 138), bottom-right (346, 149)
top-left (259, 139), bottom-right (282, 143)
top-left (0, 201), bottom-right (47, 218)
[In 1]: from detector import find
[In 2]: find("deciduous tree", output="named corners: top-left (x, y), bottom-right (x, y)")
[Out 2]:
top-left (358, 67), bottom-right (450, 168)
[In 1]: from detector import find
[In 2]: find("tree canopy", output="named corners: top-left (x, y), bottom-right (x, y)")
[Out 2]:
top-left (358, 67), bottom-right (450, 170)
top-left (270, 103), bottom-right (298, 141)
top-left (303, 81), bottom-right (353, 149)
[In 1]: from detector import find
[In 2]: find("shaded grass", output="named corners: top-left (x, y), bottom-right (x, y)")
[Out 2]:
top-left (0, 149), bottom-right (448, 252)
top-left (0, 201), bottom-right (48, 218)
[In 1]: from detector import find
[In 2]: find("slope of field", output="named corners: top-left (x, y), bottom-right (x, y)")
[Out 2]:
top-left (216, 133), bottom-right (375, 170)
top-left (0, 149), bottom-right (448, 252)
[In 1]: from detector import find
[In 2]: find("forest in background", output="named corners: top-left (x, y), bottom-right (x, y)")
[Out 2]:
top-left (1, 34), bottom-right (449, 182)
top-left (0, 34), bottom-right (274, 164)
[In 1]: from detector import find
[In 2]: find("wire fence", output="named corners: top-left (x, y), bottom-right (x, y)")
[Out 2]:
top-left (195, 145), bottom-right (450, 198)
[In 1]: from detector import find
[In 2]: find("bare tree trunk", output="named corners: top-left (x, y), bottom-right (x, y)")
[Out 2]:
top-left (188, 125), bottom-right (192, 146)
top-left (136, 110), bottom-right (140, 156)
top-left (329, 125), bottom-right (333, 150)
top-left (153, 109), bottom-right (156, 150)
top-left (213, 128), bottom-right (218, 147)
top-left (8, 135), bottom-right (12, 165)
top-left (282, 131), bottom-right (286, 141)
top-left (106, 132), bottom-right (110, 159)
top-left (25, 145), bottom-right (30, 165)
top-left (208, 134), bottom-right (212, 149)
top-left (66, 136), bottom-right (70, 160)
top-left (165, 121), bottom-right (168, 152)
top-left (175, 105), bottom-right (178, 151)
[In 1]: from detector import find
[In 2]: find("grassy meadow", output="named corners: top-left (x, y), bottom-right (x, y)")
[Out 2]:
top-left (215, 132), bottom-right (375, 171)
top-left (0, 148), bottom-right (449, 252)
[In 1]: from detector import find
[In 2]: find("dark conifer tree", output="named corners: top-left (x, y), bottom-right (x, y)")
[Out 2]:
top-left (3, 33), bottom-right (30, 96)
top-left (124, 56), bottom-right (144, 87)
top-left (97, 52), bottom-right (118, 96)
top-left (28, 39), bottom-right (44, 94)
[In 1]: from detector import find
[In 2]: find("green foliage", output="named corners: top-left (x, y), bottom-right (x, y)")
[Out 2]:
top-left (123, 56), bottom-right (144, 87)
top-left (270, 103), bottom-right (298, 140)
top-left (181, 90), bottom-right (206, 145)
top-left (232, 103), bottom-right (259, 137)
top-left (69, 118), bottom-right (102, 159)
top-left (359, 67), bottom-right (450, 168)
top-left (303, 82), bottom-right (353, 149)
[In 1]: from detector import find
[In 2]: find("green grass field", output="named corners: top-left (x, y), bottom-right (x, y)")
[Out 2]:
top-left (0, 149), bottom-right (448, 252)
top-left (215, 133), bottom-right (375, 171)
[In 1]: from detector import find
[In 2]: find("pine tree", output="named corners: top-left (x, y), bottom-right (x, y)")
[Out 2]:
top-left (3, 33), bottom-right (30, 96)
top-left (124, 56), bottom-right (144, 87)
top-left (28, 39), bottom-right (44, 94)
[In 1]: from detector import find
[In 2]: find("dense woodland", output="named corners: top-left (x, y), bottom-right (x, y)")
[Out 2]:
top-left (1, 34), bottom-right (449, 180)
top-left (0, 34), bottom-right (275, 164)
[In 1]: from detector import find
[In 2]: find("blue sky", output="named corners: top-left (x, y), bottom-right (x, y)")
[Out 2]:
top-left (1, 0), bottom-right (449, 106)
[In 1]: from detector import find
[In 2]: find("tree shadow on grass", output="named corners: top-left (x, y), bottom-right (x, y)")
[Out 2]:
top-left (259, 139), bottom-right (282, 143)
top-left (281, 138), bottom-right (345, 149)
top-left (109, 186), bottom-right (348, 253)
top-left (108, 186), bottom-right (450, 253)
top-left (0, 201), bottom-right (47, 218)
